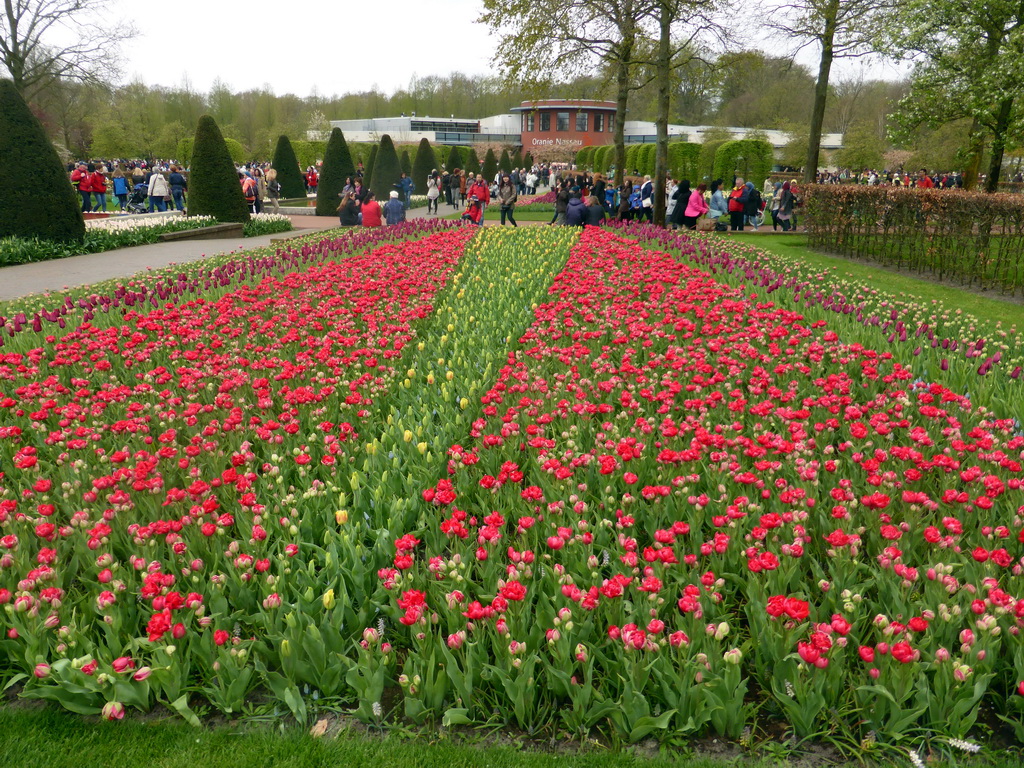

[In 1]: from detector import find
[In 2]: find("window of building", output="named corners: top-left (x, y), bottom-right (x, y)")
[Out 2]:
top-left (594, 113), bottom-right (604, 132)
top-left (575, 111), bottom-right (588, 132)
top-left (556, 112), bottom-right (570, 131)
top-left (540, 112), bottom-right (551, 132)
top-left (527, 112), bottom-right (535, 131)
top-left (608, 113), bottom-right (615, 132)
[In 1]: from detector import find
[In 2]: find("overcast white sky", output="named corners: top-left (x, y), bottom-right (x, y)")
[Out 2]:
top-left (109, 0), bottom-right (907, 98)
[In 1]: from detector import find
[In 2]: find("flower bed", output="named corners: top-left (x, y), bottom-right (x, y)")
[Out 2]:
top-left (2, 225), bottom-right (1024, 759)
top-left (1, 214), bottom-right (293, 268)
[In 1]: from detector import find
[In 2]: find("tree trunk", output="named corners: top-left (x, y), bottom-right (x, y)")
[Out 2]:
top-left (984, 97), bottom-right (1015, 192)
top-left (653, 0), bottom-right (671, 227)
top-left (612, 3), bottom-right (635, 190)
top-left (962, 118), bottom-right (985, 191)
top-left (804, 0), bottom-right (838, 184)
top-left (613, 56), bottom-right (630, 189)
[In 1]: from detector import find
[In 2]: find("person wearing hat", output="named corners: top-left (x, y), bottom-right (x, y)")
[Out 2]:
top-left (383, 190), bottom-right (406, 226)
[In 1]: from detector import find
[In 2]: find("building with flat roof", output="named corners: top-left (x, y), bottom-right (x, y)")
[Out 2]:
top-left (328, 102), bottom-right (844, 154)
top-left (511, 99), bottom-right (619, 150)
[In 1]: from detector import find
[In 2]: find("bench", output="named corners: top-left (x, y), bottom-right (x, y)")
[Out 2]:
top-left (158, 222), bottom-right (245, 242)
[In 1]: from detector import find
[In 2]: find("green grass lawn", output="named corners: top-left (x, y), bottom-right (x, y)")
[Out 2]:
top-left (719, 233), bottom-right (1024, 331)
top-left (0, 707), bottom-right (1015, 768)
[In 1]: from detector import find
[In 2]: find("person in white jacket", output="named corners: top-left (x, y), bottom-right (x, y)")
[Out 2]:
top-left (147, 171), bottom-right (170, 212)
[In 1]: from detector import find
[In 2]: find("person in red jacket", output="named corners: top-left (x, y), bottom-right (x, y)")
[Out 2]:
top-left (70, 163), bottom-right (91, 212)
top-left (360, 191), bottom-right (383, 227)
top-left (916, 168), bottom-right (935, 189)
top-left (89, 165), bottom-right (109, 212)
top-left (468, 174), bottom-right (490, 220)
top-left (305, 166), bottom-right (318, 195)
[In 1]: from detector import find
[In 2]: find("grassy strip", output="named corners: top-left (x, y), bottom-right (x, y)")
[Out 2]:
top-left (0, 707), bottom-right (1016, 768)
top-left (723, 233), bottom-right (1024, 331)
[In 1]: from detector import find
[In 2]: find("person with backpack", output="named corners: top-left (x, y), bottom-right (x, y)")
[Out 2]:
top-left (265, 168), bottom-right (282, 213)
top-left (727, 177), bottom-right (749, 231)
top-left (111, 168), bottom-right (130, 212)
top-left (743, 181), bottom-right (762, 230)
top-left (240, 172), bottom-right (258, 213)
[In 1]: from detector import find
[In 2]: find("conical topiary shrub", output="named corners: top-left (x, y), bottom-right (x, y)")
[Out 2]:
top-left (466, 148), bottom-right (481, 177)
top-left (187, 115), bottom-right (250, 223)
top-left (413, 138), bottom-right (437, 187)
top-left (273, 135), bottom-right (306, 199)
top-left (482, 149), bottom-right (498, 182)
top-left (444, 144), bottom-right (461, 173)
top-left (523, 152), bottom-right (533, 169)
top-left (400, 149), bottom-right (412, 177)
top-left (316, 128), bottom-right (355, 216)
top-left (499, 149), bottom-right (512, 175)
top-left (512, 149), bottom-right (523, 170)
top-left (369, 135), bottom-right (403, 201)
top-left (364, 144), bottom-right (378, 187)
top-left (0, 79), bottom-right (84, 242)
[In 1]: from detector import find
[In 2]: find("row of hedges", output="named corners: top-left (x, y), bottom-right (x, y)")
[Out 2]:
top-left (805, 185), bottom-right (1024, 295)
top-left (576, 140), bottom-right (773, 187)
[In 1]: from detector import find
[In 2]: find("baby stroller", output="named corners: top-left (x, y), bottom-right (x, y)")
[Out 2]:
top-left (126, 183), bottom-right (148, 215)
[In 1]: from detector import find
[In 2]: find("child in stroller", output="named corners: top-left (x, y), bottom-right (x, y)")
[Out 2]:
top-left (461, 195), bottom-right (483, 226)
top-left (126, 184), bottom-right (148, 215)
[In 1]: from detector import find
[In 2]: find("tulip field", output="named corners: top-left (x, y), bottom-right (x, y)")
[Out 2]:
top-left (2, 220), bottom-right (1024, 760)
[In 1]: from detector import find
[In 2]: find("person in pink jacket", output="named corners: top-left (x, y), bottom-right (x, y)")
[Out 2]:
top-left (681, 183), bottom-right (708, 229)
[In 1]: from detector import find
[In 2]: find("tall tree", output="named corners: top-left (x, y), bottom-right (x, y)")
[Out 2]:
top-left (765, 0), bottom-right (890, 183)
top-left (316, 128), bottom-right (355, 216)
top-left (413, 138), bottom-right (438, 186)
top-left (880, 0), bottom-right (1024, 191)
top-left (642, 1), bottom-right (728, 225)
top-left (369, 135), bottom-right (403, 200)
top-left (188, 115), bottom-right (250, 223)
top-left (0, 78), bottom-right (83, 242)
top-left (1, 0), bottom-right (132, 99)
top-left (482, 148), bottom-right (499, 181)
top-left (480, 0), bottom-right (652, 188)
top-left (270, 137), bottom-right (305, 199)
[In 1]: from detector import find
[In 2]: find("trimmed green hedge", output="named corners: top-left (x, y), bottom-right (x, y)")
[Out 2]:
top-left (316, 128), bottom-right (355, 216)
top-left (414, 138), bottom-right (437, 187)
top-left (712, 139), bottom-right (774, 188)
top-left (272, 136), bottom-right (307, 198)
top-left (369, 135), bottom-right (402, 200)
top-left (187, 115), bottom-right (250, 223)
top-left (668, 142), bottom-right (701, 183)
top-left (177, 135), bottom-right (247, 166)
top-left (806, 185), bottom-right (1024, 296)
top-left (698, 139), bottom-right (727, 183)
top-left (0, 79), bottom-right (84, 243)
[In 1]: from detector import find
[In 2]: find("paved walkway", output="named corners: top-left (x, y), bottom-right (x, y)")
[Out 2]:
top-left (0, 196), bottom-right (558, 301)
top-left (0, 211), bottom-right (401, 301)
